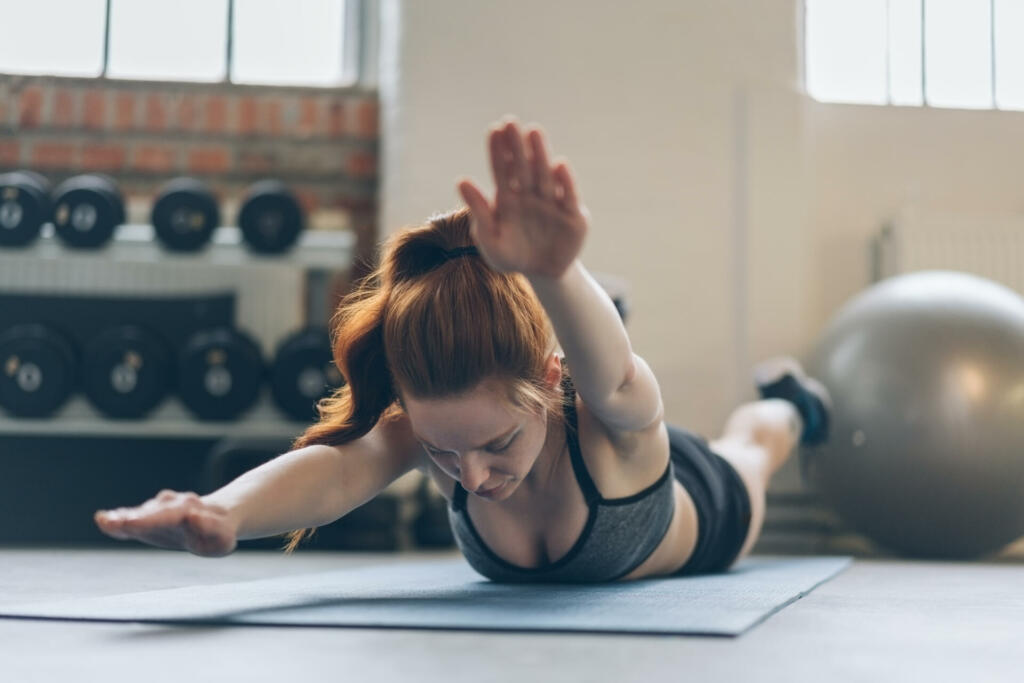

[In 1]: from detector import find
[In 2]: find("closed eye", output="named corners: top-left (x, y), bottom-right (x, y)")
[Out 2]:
top-left (425, 434), bottom-right (516, 456)
top-left (488, 436), bottom-right (516, 453)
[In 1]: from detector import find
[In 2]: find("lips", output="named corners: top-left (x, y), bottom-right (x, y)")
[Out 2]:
top-left (475, 481), bottom-right (505, 497)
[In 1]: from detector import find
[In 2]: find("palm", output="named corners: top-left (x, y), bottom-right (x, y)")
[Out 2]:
top-left (459, 121), bottom-right (588, 279)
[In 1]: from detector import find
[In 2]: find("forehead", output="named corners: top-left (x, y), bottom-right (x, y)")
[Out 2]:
top-left (401, 380), bottom-right (519, 442)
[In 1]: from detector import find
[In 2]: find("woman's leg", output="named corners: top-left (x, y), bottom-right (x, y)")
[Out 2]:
top-left (708, 399), bottom-right (802, 565)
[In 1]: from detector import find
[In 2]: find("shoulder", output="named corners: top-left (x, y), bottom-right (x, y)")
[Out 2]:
top-left (574, 392), bottom-right (666, 460)
top-left (376, 411), bottom-right (458, 500)
top-left (367, 411), bottom-right (433, 478)
top-left (570, 378), bottom-right (670, 497)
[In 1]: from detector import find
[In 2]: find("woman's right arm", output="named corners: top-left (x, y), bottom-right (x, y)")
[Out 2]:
top-left (94, 415), bottom-right (423, 556)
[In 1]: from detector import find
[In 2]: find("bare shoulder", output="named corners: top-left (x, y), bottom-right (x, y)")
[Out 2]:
top-left (372, 411), bottom-right (457, 501)
top-left (574, 387), bottom-right (670, 498)
top-left (339, 412), bottom-right (429, 484)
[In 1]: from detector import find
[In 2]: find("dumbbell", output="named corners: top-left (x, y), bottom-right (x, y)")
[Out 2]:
top-left (51, 174), bottom-right (126, 249)
top-left (151, 177), bottom-right (220, 252)
top-left (0, 170), bottom-right (51, 248)
top-left (177, 327), bottom-right (264, 421)
top-left (0, 323), bottom-right (77, 418)
top-left (237, 180), bottom-right (305, 254)
top-left (269, 326), bottom-right (344, 421)
top-left (82, 325), bottom-right (172, 419)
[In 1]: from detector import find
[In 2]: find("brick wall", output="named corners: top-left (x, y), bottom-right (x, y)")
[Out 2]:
top-left (0, 75), bottom-right (378, 265)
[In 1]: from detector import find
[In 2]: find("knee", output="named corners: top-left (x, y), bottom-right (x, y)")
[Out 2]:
top-left (722, 400), bottom-right (799, 453)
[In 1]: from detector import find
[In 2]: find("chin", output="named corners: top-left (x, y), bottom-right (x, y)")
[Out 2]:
top-left (477, 478), bottom-right (518, 502)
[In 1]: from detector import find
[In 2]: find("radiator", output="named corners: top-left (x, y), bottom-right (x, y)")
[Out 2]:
top-left (873, 208), bottom-right (1024, 288)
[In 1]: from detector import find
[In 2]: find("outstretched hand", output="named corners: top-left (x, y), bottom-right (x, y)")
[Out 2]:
top-left (458, 119), bottom-right (588, 280)
top-left (95, 490), bottom-right (238, 557)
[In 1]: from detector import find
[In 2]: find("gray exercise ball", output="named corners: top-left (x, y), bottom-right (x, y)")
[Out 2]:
top-left (806, 270), bottom-right (1024, 559)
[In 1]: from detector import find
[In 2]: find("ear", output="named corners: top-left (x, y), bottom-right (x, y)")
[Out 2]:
top-left (543, 353), bottom-right (563, 389)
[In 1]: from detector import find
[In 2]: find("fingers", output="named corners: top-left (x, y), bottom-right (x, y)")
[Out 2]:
top-left (488, 128), bottom-right (507, 193)
top-left (457, 179), bottom-right (496, 239)
top-left (552, 160), bottom-right (580, 213)
top-left (502, 121), bottom-right (532, 193)
top-left (95, 509), bottom-right (133, 539)
top-left (488, 119), bottom-right (533, 195)
top-left (489, 118), bottom-right (563, 201)
top-left (97, 488), bottom-right (232, 555)
top-left (527, 128), bottom-right (556, 199)
top-left (94, 491), bottom-right (201, 543)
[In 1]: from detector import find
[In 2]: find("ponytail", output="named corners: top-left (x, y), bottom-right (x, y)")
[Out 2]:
top-left (283, 207), bottom-right (560, 553)
top-left (283, 274), bottom-right (403, 552)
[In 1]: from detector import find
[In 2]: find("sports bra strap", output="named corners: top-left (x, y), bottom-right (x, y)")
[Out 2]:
top-left (561, 373), bottom-right (603, 505)
top-left (450, 370), bottom-right (602, 510)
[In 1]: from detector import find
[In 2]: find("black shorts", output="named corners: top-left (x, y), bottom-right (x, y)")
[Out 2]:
top-left (667, 424), bottom-right (753, 575)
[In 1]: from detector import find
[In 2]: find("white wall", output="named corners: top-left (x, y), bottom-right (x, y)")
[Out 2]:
top-left (380, 0), bottom-right (1024, 438)
top-left (379, 0), bottom-right (807, 435)
top-left (804, 102), bottom-right (1024, 331)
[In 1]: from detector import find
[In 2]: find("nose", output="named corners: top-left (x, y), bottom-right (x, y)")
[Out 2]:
top-left (458, 453), bottom-right (491, 493)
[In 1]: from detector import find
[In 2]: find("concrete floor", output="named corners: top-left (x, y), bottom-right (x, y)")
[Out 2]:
top-left (1, 548), bottom-right (1023, 683)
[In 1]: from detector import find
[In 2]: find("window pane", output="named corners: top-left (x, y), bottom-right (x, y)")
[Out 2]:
top-left (107, 0), bottom-right (228, 82)
top-left (232, 0), bottom-right (348, 87)
top-left (805, 0), bottom-right (888, 104)
top-left (994, 0), bottom-right (1024, 110)
top-left (0, 0), bottom-right (105, 77)
top-left (889, 0), bottom-right (923, 105)
top-left (924, 0), bottom-right (992, 109)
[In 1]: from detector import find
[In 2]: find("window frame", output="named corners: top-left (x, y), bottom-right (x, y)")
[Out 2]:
top-left (803, 0), bottom-right (1020, 111)
top-left (6, 0), bottom-right (372, 89)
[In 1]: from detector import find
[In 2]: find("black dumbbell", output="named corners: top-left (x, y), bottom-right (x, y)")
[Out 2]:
top-left (237, 180), bottom-right (305, 254)
top-left (51, 174), bottom-right (125, 249)
top-left (151, 177), bottom-right (220, 252)
top-left (82, 325), bottom-right (172, 419)
top-left (270, 326), bottom-right (344, 421)
top-left (0, 323), bottom-right (77, 418)
top-left (0, 170), bottom-right (51, 248)
top-left (177, 327), bottom-right (264, 421)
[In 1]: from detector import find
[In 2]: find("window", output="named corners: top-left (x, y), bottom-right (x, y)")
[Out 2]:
top-left (232, 0), bottom-right (349, 86)
top-left (805, 0), bottom-right (1024, 111)
top-left (0, 0), bottom-right (362, 87)
top-left (107, 0), bottom-right (229, 82)
top-left (0, 0), bottom-right (107, 78)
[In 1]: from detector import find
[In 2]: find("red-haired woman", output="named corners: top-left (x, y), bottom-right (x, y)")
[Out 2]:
top-left (96, 120), bottom-right (830, 582)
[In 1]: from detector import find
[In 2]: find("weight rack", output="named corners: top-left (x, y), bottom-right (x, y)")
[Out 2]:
top-left (0, 222), bottom-right (355, 441)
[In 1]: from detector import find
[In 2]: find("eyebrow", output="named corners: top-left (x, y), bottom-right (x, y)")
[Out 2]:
top-left (417, 426), bottom-right (519, 452)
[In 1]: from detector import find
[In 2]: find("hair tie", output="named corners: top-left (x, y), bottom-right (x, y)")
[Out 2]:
top-left (442, 245), bottom-right (479, 260)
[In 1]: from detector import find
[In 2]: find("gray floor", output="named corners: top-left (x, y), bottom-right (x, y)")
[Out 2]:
top-left (2, 547), bottom-right (1023, 683)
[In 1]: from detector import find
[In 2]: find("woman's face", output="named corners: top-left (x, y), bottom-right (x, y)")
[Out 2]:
top-left (402, 376), bottom-right (553, 502)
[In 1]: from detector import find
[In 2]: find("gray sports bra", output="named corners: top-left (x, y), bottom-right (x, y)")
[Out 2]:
top-left (447, 372), bottom-right (675, 582)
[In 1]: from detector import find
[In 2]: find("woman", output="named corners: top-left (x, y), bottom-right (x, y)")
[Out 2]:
top-left (95, 119), bottom-right (830, 582)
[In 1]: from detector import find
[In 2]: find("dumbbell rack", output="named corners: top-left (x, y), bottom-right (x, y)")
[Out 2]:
top-left (0, 223), bottom-right (354, 441)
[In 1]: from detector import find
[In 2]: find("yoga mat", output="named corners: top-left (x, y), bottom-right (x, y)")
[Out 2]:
top-left (0, 555), bottom-right (851, 637)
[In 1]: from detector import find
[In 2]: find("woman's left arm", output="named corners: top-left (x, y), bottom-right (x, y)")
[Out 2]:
top-left (458, 119), bottom-right (662, 433)
top-left (527, 261), bottom-right (663, 432)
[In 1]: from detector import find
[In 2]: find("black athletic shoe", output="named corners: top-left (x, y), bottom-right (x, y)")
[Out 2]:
top-left (753, 356), bottom-right (833, 447)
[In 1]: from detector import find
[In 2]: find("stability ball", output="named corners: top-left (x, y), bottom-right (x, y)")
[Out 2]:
top-left (806, 270), bottom-right (1024, 559)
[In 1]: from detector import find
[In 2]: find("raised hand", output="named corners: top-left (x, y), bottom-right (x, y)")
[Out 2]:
top-left (457, 119), bottom-right (588, 280)
top-left (94, 490), bottom-right (238, 557)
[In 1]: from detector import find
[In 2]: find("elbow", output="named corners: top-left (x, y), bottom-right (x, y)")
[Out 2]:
top-left (602, 355), bottom-right (663, 433)
top-left (616, 354), bottom-right (637, 393)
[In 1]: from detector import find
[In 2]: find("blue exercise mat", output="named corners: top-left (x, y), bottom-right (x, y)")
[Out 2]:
top-left (0, 555), bottom-right (851, 637)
